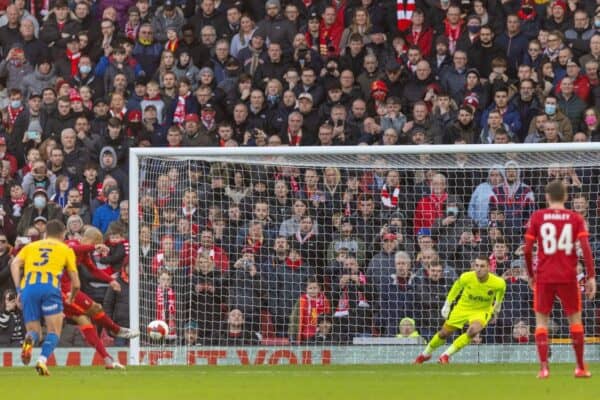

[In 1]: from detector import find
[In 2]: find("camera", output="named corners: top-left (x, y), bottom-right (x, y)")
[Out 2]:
top-left (297, 47), bottom-right (308, 59)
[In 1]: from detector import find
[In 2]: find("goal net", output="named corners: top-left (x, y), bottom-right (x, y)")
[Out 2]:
top-left (128, 144), bottom-right (600, 365)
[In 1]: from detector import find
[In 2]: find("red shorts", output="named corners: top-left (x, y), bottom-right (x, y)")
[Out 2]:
top-left (62, 291), bottom-right (95, 318)
top-left (534, 281), bottom-right (581, 316)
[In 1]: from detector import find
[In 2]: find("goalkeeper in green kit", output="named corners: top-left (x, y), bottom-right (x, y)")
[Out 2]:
top-left (414, 255), bottom-right (506, 364)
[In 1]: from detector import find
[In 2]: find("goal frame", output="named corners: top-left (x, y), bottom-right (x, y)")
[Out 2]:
top-left (128, 143), bottom-right (600, 366)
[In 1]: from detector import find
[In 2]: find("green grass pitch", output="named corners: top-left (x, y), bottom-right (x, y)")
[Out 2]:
top-left (3, 363), bottom-right (599, 400)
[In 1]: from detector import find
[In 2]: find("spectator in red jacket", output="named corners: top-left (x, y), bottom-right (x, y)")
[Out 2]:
top-left (413, 173), bottom-right (448, 234)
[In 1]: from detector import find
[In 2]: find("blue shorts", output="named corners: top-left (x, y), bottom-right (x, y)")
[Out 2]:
top-left (21, 284), bottom-right (63, 324)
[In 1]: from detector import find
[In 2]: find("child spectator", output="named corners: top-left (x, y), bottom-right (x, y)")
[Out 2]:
top-left (288, 276), bottom-right (331, 343)
top-left (99, 224), bottom-right (128, 273)
top-left (140, 81), bottom-right (166, 124)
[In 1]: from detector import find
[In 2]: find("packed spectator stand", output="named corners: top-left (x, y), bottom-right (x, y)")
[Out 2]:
top-left (1, 0), bottom-right (600, 348)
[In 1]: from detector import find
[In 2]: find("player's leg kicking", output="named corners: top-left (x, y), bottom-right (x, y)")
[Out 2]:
top-left (65, 290), bottom-right (139, 340)
top-left (64, 297), bottom-right (125, 369)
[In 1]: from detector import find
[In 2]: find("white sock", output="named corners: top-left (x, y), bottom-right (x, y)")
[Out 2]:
top-left (37, 355), bottom-right (47, 364)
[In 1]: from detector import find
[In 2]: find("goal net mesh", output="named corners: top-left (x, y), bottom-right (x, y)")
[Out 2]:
top-left (132, 147), bottom-right (600, 360)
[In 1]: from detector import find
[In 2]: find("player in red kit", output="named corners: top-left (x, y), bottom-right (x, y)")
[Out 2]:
top-left (62, 227), bottom-right (139, 369)
top-left (524, 180), bottom-right (597, 379)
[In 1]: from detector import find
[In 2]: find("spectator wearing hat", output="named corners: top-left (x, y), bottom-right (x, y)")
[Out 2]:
top-left (0, 45), bottom-right (33, 91)
top-left (16, 188), bottom-right (61, 235)
top-left (151, 0), bottom-right (186, 43)
top-left (543, 0), bottom-right (570, 32)
top-left (327, 216), bottom-right (366, 266)
top-left (237, 29), bottom-right (268, 77)
top-left (257, 0), bottom-right (296, 54)
top-left (381, 58), bottom-right (404, 100)
top-left (132, 23), bottom-right (163, 77)
top-left (53, 32), bottom-right (84, 80)
top-left (92, 185), bottom-right (121, 234)
top-left (21, 57), bottom-right (57, 100)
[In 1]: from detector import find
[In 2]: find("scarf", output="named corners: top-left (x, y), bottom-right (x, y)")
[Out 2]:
top-left (334, 272), bottom-right (368, 317)
top-left (381, 184), bottom-right (400, 208)
top-left (288, 128), bottom-right (302, 146)
top-left (66, 49), bottom-right (81, 78)
top-left (443, 19), bottom-right (463, 53)
top-left (397, 0), bottom-right (415, 31)
top-left (295, 229), bottom-right (314, 245)
top-left (165, 39), bottom-right (179, 53)
top-left (125, 21), bottom-right (140, 41)
top-left (298, 293), bottom-right (330, 341)
top-left (7, 106), bottom-right (23, 127)
top-left (285, 256), bottom-right (302, 270)
top-left (173, 94), bottom-right (188, 126)
top-left (156, 286), bottom-right (176, 327)
top-left (12, 193), bottom-right (27, 208)
top-left (249, 47), bottom-right (262, 76)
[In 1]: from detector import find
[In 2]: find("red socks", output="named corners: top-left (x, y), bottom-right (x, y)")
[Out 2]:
top-left (80, 324), bottom-right (111, 360)
top-left (570, 323), bottom-right (585, 370)
top-left (92, 311), bottom-right (121, 335)
top-left (535, 327), bottom-right (549, 365)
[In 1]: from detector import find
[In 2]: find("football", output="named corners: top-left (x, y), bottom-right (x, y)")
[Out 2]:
top-left (147, 320), bottom-right (169, 341)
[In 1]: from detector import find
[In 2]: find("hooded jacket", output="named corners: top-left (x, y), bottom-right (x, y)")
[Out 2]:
top-left (490, 160), bottom-right (535, 231)
top-left (22, 65), bottom-right (57, 98)
top-left (469, 164), bottom-right (504, 227)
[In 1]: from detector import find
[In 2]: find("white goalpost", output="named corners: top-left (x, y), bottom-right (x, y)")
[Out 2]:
top-left (128, 143), bottom-right (600, 366)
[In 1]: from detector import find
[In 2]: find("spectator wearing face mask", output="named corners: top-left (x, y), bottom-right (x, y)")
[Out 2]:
top-left (16, 188), bottom-right (61, 235)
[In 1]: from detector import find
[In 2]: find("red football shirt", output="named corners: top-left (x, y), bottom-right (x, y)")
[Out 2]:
top-left (525, 209), bottom-right (588, 283)
top-left (61, 239), bottom-right (113, 293)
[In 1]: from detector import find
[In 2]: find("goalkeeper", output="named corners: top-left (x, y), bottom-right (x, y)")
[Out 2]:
top-left (414, 255), bottom-right (506, 364)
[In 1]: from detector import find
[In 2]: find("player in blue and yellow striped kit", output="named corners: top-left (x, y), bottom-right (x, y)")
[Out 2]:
top-left (10, 219), bottom-right (80, 376)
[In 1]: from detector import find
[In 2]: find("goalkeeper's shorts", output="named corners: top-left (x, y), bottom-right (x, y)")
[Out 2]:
top-left (444, 307), bottom-right (492, 330)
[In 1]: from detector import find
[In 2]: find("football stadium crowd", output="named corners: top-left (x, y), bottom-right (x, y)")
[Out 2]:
top-left (1, 0), bottom-right (600, 347)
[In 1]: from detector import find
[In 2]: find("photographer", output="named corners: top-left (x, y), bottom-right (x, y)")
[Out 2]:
top-left (62, 187), bottom-right (92, 225)
top-left (0, 289), bottom-right (25, 347)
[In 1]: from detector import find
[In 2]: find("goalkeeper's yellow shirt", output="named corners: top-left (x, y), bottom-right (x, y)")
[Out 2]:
top-left (446, 271), bottom-right (506, 313)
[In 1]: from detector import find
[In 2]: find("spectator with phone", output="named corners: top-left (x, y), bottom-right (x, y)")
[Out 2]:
top-left (0, 289), bottom-right (25, 347)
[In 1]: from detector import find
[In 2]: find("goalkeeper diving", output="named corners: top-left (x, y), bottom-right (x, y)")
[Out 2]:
top-left (415, 255), bottom-right (506, 364)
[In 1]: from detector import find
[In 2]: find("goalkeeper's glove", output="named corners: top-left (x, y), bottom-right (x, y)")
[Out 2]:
top-left (441, 301), bottom-right (451, 319)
